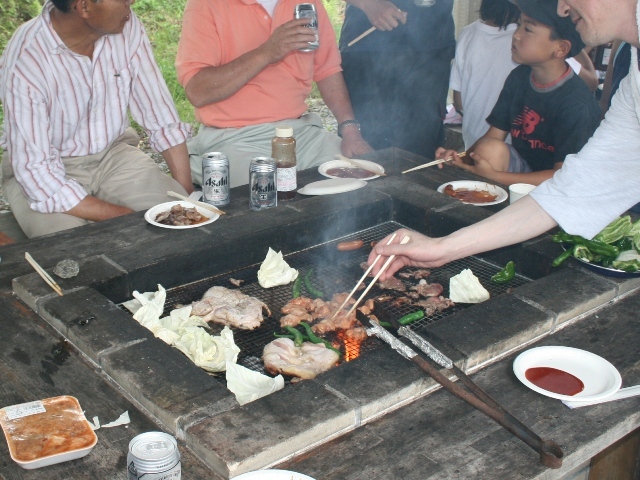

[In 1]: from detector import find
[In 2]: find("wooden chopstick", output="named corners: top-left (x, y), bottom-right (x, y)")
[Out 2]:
top-left (167, 191), bottom-right (226, 215)
top-left (347, 27), bottom-right (376, 47)
top-left (335, 154), bottom-right (386, 177)
top-left (345, 235), bottom-right (411, 317)
top-left (402, 151), bottom-right (467, 174)
top-left (25, 252), bottom-right (63, 296)
top-left (330, 233), bottom-right (398, 320)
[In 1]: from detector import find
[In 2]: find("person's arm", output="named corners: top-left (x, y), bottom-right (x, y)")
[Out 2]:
top-left (345, 0), bottom-right (407, 31)
top-left (66, 196), bottom-right (134, 221)
top-left (454, 151), bottom-right (560, 186)
top-left (160, 143), bottom-right (194, 194)
top-left (368, 195), bottom-right (557, 278)
top-left (184, 18), bottom-right (317, 108)
top-left (316, 72), bottom-right (373, 157)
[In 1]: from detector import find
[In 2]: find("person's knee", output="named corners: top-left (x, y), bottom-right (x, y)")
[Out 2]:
top-left (474, 138), bottom-right (510, 170)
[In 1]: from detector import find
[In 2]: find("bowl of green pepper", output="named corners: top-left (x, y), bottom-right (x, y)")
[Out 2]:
top-left (552, 216), bottom-right (640, 278)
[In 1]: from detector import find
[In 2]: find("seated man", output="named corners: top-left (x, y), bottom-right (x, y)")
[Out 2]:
top-left (437, 0), bottom-right (601, 186)
top-left (0, 0), bottom-right (193, 239)
top-left (176, 0), bottom-right (372, 188)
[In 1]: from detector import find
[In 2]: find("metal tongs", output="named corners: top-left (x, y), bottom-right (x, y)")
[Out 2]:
top-left (355, 310), bottom-right (564, 468)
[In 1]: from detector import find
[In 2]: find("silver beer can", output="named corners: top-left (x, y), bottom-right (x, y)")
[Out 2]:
top-left (249, 156), bottom-right (277, 210)
top-left (127, 432), bottom-right (181, 480)
top-left (294, 3), bottom-right (319, 52)
top-left (202, 152), bottom-right (230, 206)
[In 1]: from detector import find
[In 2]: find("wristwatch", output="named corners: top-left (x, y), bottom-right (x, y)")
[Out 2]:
top-left (338, 119), bottom-right (360, 137)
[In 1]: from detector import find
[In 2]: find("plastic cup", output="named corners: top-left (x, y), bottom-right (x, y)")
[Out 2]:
top-left (509, 183), bottom-right (536, 204)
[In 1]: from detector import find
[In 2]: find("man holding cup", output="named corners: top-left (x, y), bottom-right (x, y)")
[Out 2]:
top-left (176, 0), bottom-right (372, 188)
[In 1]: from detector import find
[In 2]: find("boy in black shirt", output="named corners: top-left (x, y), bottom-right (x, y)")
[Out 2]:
top-left (436, 0), bottom-right (601, 186)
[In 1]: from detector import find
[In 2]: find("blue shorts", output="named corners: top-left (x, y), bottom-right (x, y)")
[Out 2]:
top-left (507, 144), bottom-right (532, 173)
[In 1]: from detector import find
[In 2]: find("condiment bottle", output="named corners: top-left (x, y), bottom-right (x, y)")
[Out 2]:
top-left (272, 125), bottom-right (296, 201)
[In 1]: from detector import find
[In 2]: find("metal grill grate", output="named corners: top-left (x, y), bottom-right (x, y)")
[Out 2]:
top-left (121, 221), bottom-right (531, 382)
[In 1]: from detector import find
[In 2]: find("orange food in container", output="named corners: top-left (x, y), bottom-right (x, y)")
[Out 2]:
top-left (0, 395), bottom-right (97, 469)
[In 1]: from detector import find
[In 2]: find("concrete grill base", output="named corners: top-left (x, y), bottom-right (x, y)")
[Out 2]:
top-left (10, 149), bottom-right (640, 478)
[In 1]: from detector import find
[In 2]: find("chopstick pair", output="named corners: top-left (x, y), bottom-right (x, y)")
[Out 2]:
top-left (167, 191), bottom-right (226, 216)
top-left (330, 234), bottom-right (410, 319)
top-left (402, 151), bottom-right (467, 174)
top-left (24, 252), bottom-right (63, 296)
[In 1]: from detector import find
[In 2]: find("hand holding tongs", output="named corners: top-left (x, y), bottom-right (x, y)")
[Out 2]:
top-left (355, 310), bottom-right (564, 468)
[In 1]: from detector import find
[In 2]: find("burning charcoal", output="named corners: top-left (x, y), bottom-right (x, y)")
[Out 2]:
top-left (229, 278), bottom-right (244, 287)
top-left (53, 259), bottom-right (80, 279)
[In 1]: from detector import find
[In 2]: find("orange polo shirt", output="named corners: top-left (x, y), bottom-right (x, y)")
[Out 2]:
top-left (176, 0), bottom-right (342, 128)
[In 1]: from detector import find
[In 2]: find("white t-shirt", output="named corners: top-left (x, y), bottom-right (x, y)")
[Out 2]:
top-left (531, 47), bottom-right (640, 239)
top-left (449, 21), bottom-right (517, 149)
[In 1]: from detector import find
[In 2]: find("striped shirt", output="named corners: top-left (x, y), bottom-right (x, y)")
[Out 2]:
top-left (0, 2), bottom-right (191, 214)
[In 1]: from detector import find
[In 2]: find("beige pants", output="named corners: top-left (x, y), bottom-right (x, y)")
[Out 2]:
top-left (2, 128), bottom-right (187, 238)
top-left (188, 113), bottom-right (342, 187)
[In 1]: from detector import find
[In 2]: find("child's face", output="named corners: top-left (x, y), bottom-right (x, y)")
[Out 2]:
top-left (511, 13), bottom-right (560, 66)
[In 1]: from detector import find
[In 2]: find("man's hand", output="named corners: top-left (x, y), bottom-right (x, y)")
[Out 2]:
top-left (450, 151), bottom-right (499, 180)
top-left (340, 126), bottom-right (373, 158)
top-left (261, 18), bottom-right (319, 64)
top-left (355, 0), bottom-right (407, 31)
top-left (434, 147), bottom-right (466, 169)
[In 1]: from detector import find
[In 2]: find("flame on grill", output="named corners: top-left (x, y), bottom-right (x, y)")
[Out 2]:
top-left (336, 331), bottom-right (363, 362)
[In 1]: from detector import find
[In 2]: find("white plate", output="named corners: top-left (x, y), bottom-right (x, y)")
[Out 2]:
top-left (437, 180), bottom-right (508, 206)
top-left (318, 159), bottom-right (384, 180)
top-left (144, 201), bottom-right (220, 229)
top-left (233, 470), bottom-right (316, 480)
top-left (513, 346), bottom-right (622, 402)
top-left (297, 178), bottom-right (367, 196)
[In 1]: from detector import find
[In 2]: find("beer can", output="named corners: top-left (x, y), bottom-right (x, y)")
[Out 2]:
top-left (294, 3), bottom-right (319, 51)
top-left (249, 157), bottom-right (277, 211)
top-left (202, 152), bottom-right (230, 206)
top-left (127, 432), bottom-right (181, 480)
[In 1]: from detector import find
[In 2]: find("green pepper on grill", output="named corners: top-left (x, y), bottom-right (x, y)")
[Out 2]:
top-left (491, 261), bottom-right (515, 284)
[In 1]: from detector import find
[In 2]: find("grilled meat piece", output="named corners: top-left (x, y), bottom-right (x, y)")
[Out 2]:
top-left (414, 296), bottom-right (455, 316)
top-left (280, 309), bottom-right (313, 327)
top-left (377, 276), bottom-right (406, 292)
top-left (191, 286), bottom-right (270, 329)
top-left (281, 297), bottom-right (314, 314)
top-left (375, 294), bottom-right (394, 302)
top-left (343, 326), bottom-right (367, 342)
top-left (389, 296), bottom-right (412, 307)
top-left (155, 205), bottom-right (206, 226)
top-left (229, 278), bottom-right (244, 287)
top-left (263, 338), bottom-right (339, 380)
top-left (411, 280), bottom-right (444, 297)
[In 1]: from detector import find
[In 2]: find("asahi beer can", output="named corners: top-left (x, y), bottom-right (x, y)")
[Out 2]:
top-left (294, 3), bottom-right (319, 51)
top-left (127, 432), bottom-right (181, 480)
top-left (202, 152), bottom-right (230, 206)
top-left (249, 157), bottom-right (277, 211)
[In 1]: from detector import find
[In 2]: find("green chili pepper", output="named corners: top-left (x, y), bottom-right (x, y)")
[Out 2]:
top-left (319, 339), bottom-right (342, 356)
top-left (378, 321), bottom-right (393, 329)
top-left (491, 261), bottom-right (515, 284)
top-left (284, 325), bottom-right (305, 346)
top-left (552, 232), bottom-right (619, 258)
top-left (304, 269), bottom-right (324, 299)
top-left (593, 215), bottom-right (632, 244)
top-left (612, 259), bottom-right (640, 272)
top-left (299, 322), bottom-right (323, 344)
top-left (552, 249), bottom-right (573, 267)
top-left (398, 310), bottom-right (425, 325)
top-left (613, 236), bottom-right (633, 252)
top-left (572, 244), bottom-right (594, 262)
top-left (292, 276), bottom-right (302, 298)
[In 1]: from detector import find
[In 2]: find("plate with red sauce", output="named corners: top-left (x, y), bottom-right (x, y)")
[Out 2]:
top-left (437, 181), bottom-right (507, 206)
top-left (319, 159), bottom-right (384, 180)
top-left (513, 346), bottom-right (622, 402)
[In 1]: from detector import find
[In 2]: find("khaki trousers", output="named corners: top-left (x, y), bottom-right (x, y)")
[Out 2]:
top-left (188, 113), bottom-right (342, 187)
top-left (2, 128), bottom-right (186, 238)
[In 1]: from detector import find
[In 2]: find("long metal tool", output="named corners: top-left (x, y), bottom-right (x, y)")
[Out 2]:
top-left (356, 311), bottom-right (564, 468)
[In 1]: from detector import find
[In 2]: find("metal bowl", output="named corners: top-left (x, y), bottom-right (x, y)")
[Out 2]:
top-left (561, 244), bottom-right (640, 278)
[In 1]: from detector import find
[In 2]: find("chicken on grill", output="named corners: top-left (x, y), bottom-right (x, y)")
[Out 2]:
top-left (191, 286), bottom-right (271, 330)
top-left (263, 338), bottom-right (339, 379)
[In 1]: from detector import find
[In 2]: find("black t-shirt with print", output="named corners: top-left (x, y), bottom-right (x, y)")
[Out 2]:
top-left (487, 64), bottom-right (601, 171)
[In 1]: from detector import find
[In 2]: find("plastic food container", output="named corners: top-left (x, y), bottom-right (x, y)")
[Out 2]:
top-left (0, 395), bottom-right (98, 469)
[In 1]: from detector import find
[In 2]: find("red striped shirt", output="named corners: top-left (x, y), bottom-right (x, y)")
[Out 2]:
top-left (0, 1), bottom-right (191, 213)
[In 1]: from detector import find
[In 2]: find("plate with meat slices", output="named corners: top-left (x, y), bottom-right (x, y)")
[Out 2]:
top-left (437, 181), bottom-right (507, 206)
top-left (145, 201), bottom-right (220, 229)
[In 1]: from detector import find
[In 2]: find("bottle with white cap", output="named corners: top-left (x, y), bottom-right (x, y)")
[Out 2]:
top-left (272, 125), bottom-right (297, 201)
